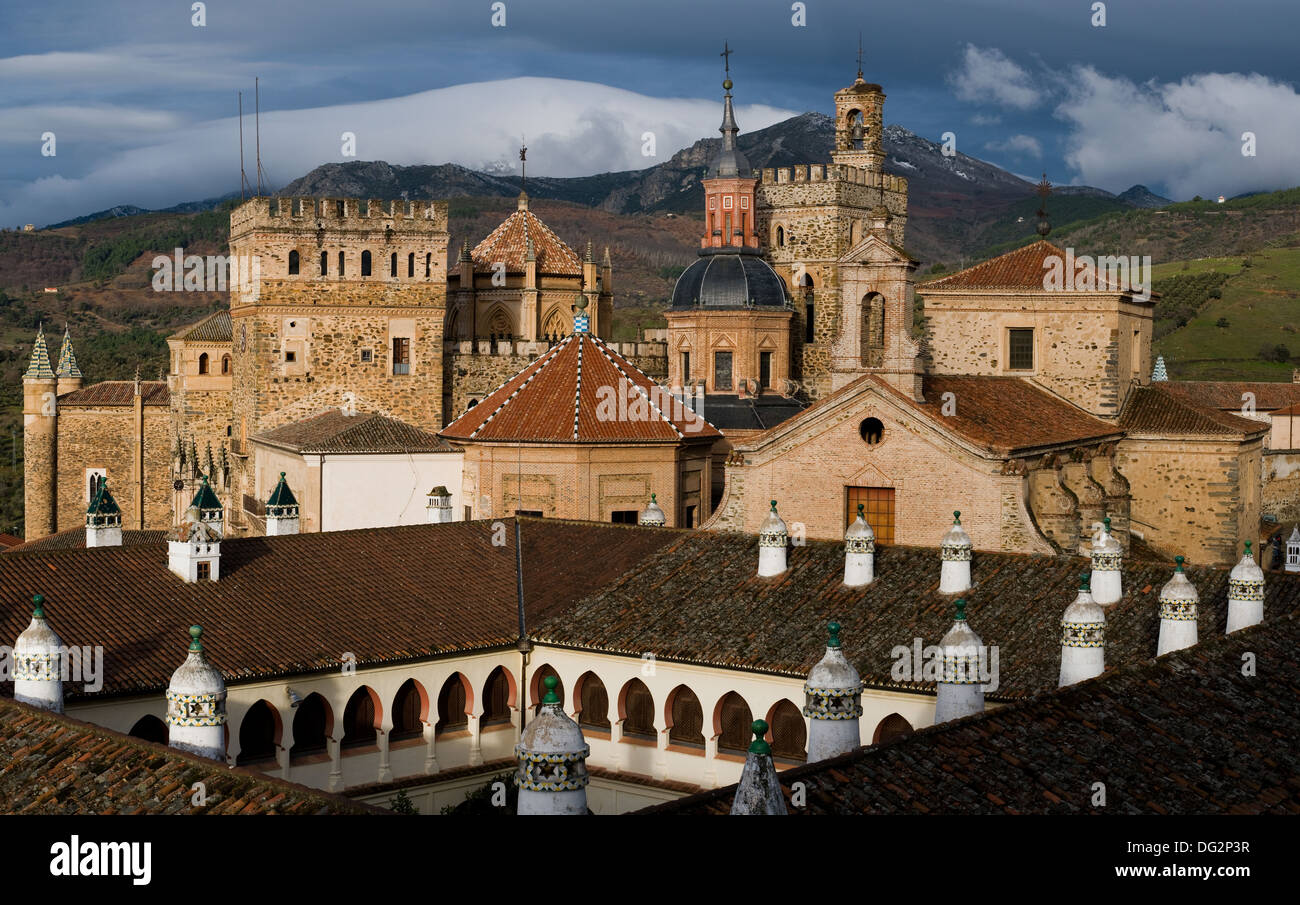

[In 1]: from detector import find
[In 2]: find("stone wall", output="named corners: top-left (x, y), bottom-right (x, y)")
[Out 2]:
top-left (1263, 452), bottom-right (1300, 522)
top-left (55, 403), bottom-right (172, 532)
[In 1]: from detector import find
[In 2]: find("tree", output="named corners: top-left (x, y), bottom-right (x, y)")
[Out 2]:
top-left (1274, 344), bottom-right (1291, 363)
top-left (388, 788), bottom-right (418, 814)
top-left (1216, 317), bottom-right (1230, 328)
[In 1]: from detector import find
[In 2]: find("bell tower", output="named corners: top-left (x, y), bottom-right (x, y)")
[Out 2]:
top-left (831, 41), bottom-right (885, 172)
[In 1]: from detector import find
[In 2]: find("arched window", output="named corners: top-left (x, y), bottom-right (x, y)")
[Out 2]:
top-left (338, 251), bottom-right (345, 276)
top-left (341, 687), bottom-right (379, 749)
top-left (860, 417), bottom-right (884, 445)
top-left (487, 307), bottom-right (512, 339)
top-left (320, 251), bottom-right (328, 276)
top-left (221, 354), bottom-right (230, 375)
top-left (289, 693), bottom-right (329, 761)
top-left (129, 714), bottom-right (168, 745)
top-left (407, 252), bottom-right (415, 278)
top-left (361, 250), bottom-right (372, 277)
top-left (620, 679), bottom-right (655, 740)
top-left (576, 672), bottom-right (610, 731)
top-left (862, 292), bottom-right (885, 366)
top-left (198, 353), bottom-right (209, 375)
top-left (482, 666), bottom-right (513, 725)
top-left (435, 673), bottom-right (470, 734)
top-left (542, 308), bottom-right (566, 340)
top-left (390, 252), bottom-right (398, 278)
top-left (288, 249), bottom-right (300, 275)
top-left (873, 713), bottom-right (913, 745)
top-left (667, 685), bottom-right (704, 748)
top-left (716, 691), bottom-right (753, 754)
top-left (768, 699), bottom-right (807, 762)
top-left (391, 679), bottom-right (426, 742)
top-left (776, 225), bottom-right (785, 247)
top-left (237, 700), bottom-right (279, 765)
top-left (531, 663), bottom-right (563, 716)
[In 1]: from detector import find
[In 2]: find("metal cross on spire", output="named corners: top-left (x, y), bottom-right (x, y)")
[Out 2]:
top-left (721, 41), bottom-right (733, 79)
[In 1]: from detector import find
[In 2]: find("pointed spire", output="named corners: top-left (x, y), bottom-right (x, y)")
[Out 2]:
top-left (86, 478), bottom-right (123, 547)
top-left (165, 625), bottom-right (228, 760)
top-left (804, 622), bottom-right (863, 761)
top-left (23, 325), bottom-right (55, 380)
top-left (56, 327), bottom-right (82, 379)
top-left (730, 719), bottom-right (787, 815)
top-left (584, 239), bottom-right (594, 264)
top-left (1226, 540), bottom-right (1265, 633)
top-left (601, 245), bottom-right (612, 268)
top-left (515, 675), bottom-right (590, 815)
top-left (1152, 355), bottom-right (1168, 382)
top-left (1059, 573), bottom-right (1105, 687)
top-left (1157, 555), bottom-right (1198, 656)
top-left (459, 242), bottom-right (472, 262)
top-left (708, 43), bottom-right (752, 179)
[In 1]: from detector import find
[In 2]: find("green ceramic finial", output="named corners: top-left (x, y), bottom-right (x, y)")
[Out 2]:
top-left (201, 474), bottom-right (209, 485)
top-left (770, 500), bottom-right (778, 513)
top-left (650, 493), bottom-right (656, 503)
top-left (1175, 555), bottom-right (1185, 572)
top-left (188, 625), bottom-right (204, 652)
top-left (953, 510), bottom-right (961, 524)
top-left (827, 621), bottom-right (842, 649)
top-left (1079, 573), bottom-right (1091, 590)
top-left (280, 471), bottom-right (286, 480)
top-left (857, 503), bottom-right (865, 519)
top-left (748, 719), bottom-right (772, 755)
top-left (1244, 540), bottom-right (1253, 556)
top-left (542, 674), bottom-right (560, 705)
top-left (954, 599), bottom-right (967, 621)
top-left (31, 593), bottom-right (45, 619)
top-left (1103, 516), bottom-right (1111, 531)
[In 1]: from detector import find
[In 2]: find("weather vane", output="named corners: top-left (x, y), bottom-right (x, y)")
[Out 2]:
top-left (1035, 172), bottom-right (1052, 237)
top-left (520, 138), bottom-right (527, 192)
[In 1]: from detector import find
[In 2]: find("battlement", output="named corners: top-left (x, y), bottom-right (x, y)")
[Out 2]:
top-left (230, 196), bottom-right (448, 236)
top-left (758, 165), bottom-right (907, 194)
top-left (444, 339), bottom-right (668, 360)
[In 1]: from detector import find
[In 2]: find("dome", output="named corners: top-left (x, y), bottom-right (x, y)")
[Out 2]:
top-left (940, 600), bottom-right (982, 654)
top-left (759, 500), bottom-right (787, 542)
top-left (669, 249), bottom-right (789, 310)
top-left (638, 493), bottom-right (666, 527)
top-left (844, 505), bottom-right (875, 545)
top-left (518, 676), bottom-right (587, 756)
top-left (1092, 517), bottom-right (1122, 554)
top-left (15, 594), bottom-right (63, 660)
top-left (1160, 556), bottom-right (1199, 604)
top-left (1230, 541), bottom-right (1265, 584)
top-left (1063, 575), bottom-right (1105, 625)
top-left (805, 623), bottom-right (862, 691)
top-left (167, 626), bottom-right (225, 696)
top-left (941, 511), bottom-right (972, 553)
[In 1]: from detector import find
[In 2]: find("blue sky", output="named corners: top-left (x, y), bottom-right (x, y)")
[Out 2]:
top-left (3, 0), bottom-right (1300, 225)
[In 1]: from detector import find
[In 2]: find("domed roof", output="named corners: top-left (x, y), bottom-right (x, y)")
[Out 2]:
top-left (167, 626), bottom-right (226, 696)
top-left (669, 249), bottom-right (788, 310)
top-left (1230, 541), bottom-right (1264, 583)
top-left (940, 600), bottom-right (982, 653)
top-left (1091, 518), bottom-right (1122, 554)
top-left (639, 493), bottom-right (666, 527)
top-left (518, 676), bottom-right (587, 755)
top-left (941, 511), bottom-right (972, 549)
top-left (844, 505), bottom-right (875, 542)
top-left (1160, 556), bottom-right (1199, 602)
top-left (760, 500), bottom-right (787, 537)
top-left (1063, 575), bottom-right (1105, 625)
top-left (806, 623), bottom-right (862, 690)
top-left (15, 595), bottom-right (62, 657)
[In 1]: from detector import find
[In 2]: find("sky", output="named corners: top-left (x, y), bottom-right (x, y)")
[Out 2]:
top-left (2, 0), bottom-right (1300, 226)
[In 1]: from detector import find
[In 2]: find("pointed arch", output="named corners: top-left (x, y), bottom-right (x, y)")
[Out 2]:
top-left (541, 306), bottom-right (566, 339)
top-left (873, 712), bottom-right (913, 745)
top-left (766, 699), bottom-right (807, 762)
top-left (391, 678), bottom-right (428, 742)
top-left (574, 671), bottom-right (610, 732)
top-left (129, 714), bottom-right (169, 745)
top-left (436, 672), bottom-right (473, 734)
top-left (238, 699), bottom-right (283, 766)
top-left (341, 685), bottom-right (382, 750)
top-left (713, 691), bottom-right (752, 754)
top-left (665, 684), bottom-right (704, 749)
top-left (289, 693), bottom-right (331, 762)
top-left (618, 678), bottom-right (655, 740)
top-left (485, 305), bottom-right (513, 338)
top-left (861, 291), bottom-right (885, 367)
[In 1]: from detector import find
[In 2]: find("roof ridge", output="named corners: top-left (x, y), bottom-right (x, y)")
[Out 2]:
top-left (466, 336), bottom-right (571, 439)
top-left (590, 336), bottom-right (685, 438)
top-left (572, 332), bottom-right (584, 439)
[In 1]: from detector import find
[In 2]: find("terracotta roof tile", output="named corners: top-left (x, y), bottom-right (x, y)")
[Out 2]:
top-left (1161, 380), bottom-right (1300, 413)
top-left (1120, 385), bottom-right (1268, 438)
top-left (471, 203), bottom-right (582, 276)
top-left (440, 334), bottom-right (720, 444)
top-left (0, 697), bottom-right (381, 814)
top-left (60, 381), bottom-right (169, 406)
top-left (169, 310), bottom-right (232, 344)
top-left (642, 607), bottom-right (1300, 815)
top-left (4, 529), bottom-right (167, 554)
top-left (253, 410), bottom-right (459, 454)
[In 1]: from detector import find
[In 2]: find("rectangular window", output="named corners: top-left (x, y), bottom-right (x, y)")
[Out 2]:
top-left (805, 303), bottom-right (816, 343)
top-left (740, 195), bottom-right (748, 209)
top-left (464, 506), bottom-right (473, 521)
top-left (1008, 328), bottom-right (1034, 370)
top-left (516, 509), bottom-right (543, 517)
top-left (197, 561), bottom-right (211, 581)
top-left (714, 351), bottom-right (733, 390)
top-left (760, 351), bottom-right (773, 388)
top-left (686, 505), bottom-right (697, 528)
top-left (284, 350), bottom-right (296, 363)
top-left (360, 349), bottom-right (373, 363)
top-left (709, 197), bottom-right (717, 209)
top-left (723, 195), bottom-right (733, 209)
top-left (681, 351), bottom-right (691, 382)
top-left (846, 486), bottom-right (895, 545)
top-left (392, 337), bottom-right (411, 375)
top-left (610, 510), bottom-right (638, 525)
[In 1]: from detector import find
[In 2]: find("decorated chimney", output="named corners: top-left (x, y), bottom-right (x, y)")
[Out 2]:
top-left (13, 594), bottom-right (64, 713)
top-left (265, 472), bottom-right (301, 535)
top-left (939, 511), bottom-right (972, 594)
top-left (803, 622), bottom-right (863, 761)
top-left (1286, 527), bottom-right (1300, 572)
top-left (515, 675), bottom-right (589, 815)
top-left (424, 485), bottom-right (453, 525)
top-left (1157, 555), bottom-right (1198, 656)
top-left (1226, 540), bottom-right (1265, 633)
top-left (165, 625), bottom-right (228, 761)
top-left (934, 599), bottom-right (984, 723)
top-left (85, 478), bottom-right (123, 547)
top-left (56, 327), bottom-right (83, 396)
top-left (638, 493), bottom-right (666, 527)
top-left (730, 719), bottom-right (787, 815)
top-left (758, 500), bottom-right (788, 577)
top-left (1151, 355), bottom-right (1168, 382)
top-left (1059, 573), bottom-right (1105, 687)
top-left (1089, 516), bottom-right (1123, 605)
top-left (168, 477), bottom-right (223, 583)
top-left (843, 503), bottom-right (875, 587)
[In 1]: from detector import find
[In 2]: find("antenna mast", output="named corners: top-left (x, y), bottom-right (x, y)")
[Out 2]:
top-left (238, 91), bottom-right (251, 201)
top-left (255, 77), bottom-right (267, 197)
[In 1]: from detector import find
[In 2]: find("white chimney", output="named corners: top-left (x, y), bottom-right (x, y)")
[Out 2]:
top-left (934, 599), bottom-right (984, 723)
top-left (803, 622), bottom-right (863, 761)
top-left (1157, 556), bottom-right (1198, 656)
top-left (85, 478), bottom-right (123, 547)
top-left (515, 676), bottom-right (589, 815)
top-left (425, 486), bottom-right (453, 524)
top-left (1226, 541), bottom-right (1264, 633)
top-left (165, 625), bottom-right (228, 761)
top-left (1059, 574), bottom-right (1105, 687)
top-left (265, 471), bottom-right (301, 536)
top-left (939, 511), bottom-right (972, 594)
top-left (843, 504), bottom-right (875, 587)
top-left (1089, 516), bottom-right (1123, 605)
top-left (757, 500), bottom-right (788, 577)
top-left (13, 594), bottom-right (64, 713)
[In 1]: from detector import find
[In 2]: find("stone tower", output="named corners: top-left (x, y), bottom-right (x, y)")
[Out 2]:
top-left (22, 327), bottom-right (58, 540)
top-left (227, 196), bottom-right (449, 529)
top-left (754, 68), bottom-right (909, 400)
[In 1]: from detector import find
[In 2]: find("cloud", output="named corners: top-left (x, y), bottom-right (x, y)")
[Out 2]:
top-left (948, 44), bottom-right (1043, 110)
top-left (0, 77), bottom-right (796, 227)
top-left (1055, 68), bottom-right (1300, 199)
top-left (969, 113), bottom-right (1002, 126)
top-left (984, 134), bottom-right (1042, 157)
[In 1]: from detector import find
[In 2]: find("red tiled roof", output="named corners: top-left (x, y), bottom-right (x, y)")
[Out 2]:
top-left (169, 310), bottom-right (232, 344)
top-left (5, 529), bottom-right (167, 554)
top-left (0, 534), bottom-right (22, 549)
top-left (642, 608), bottom-right (1300, 815)
top-left (0, 519), bottom-right (677, 698)
top-left (919, 240), bottom-right (1128, 292)
top-left (1119, 385), bottom-right (1268, 439)
top-left (253, 410), bottom-right (459, 454)
top-left (1161, 380), bottom-right (1300, 413)
top-left (60, 381), bottom-right (169, 406)
top-left (440, 333), bottom-right (720, 444)
top-left (0, 697), bottom-right (382, 814)
top-left (470, 202), bottom-right (582, 276)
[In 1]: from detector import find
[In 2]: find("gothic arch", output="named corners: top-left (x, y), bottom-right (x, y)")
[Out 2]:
top-left (129, 714), bottom-right (168, 745)
top-left (485, 305), bottom-right (513, 338)
top-left (445, 306), bottom-right (460, 340)
top-left (529, 663), bottom-right (561, 715)
top-left (766, 699), bottom-right (807, 762)
top-left (482, 665), bottom-right (515, 725)
top-left (714, 691), bottom-right (753, 754)
top-left (289, 692), bottom-right (331, 761)
top-left (574, 671), bottom-right (610, 731)
top-left (341, 686), bottom-right (382, 750)
top-left (618, 678), bottom-right (656, 740)
top-left (541, 307), bottom-right (566, 339)
top-left (861, 292), bottom-right (885, 367)
top-left (237, 699), bottom-right (282, 766)
top-left (665, 684), bottom-right (704, 749)
top-left (435, 672), bottom-right (474, 734)
top-left (873, 712), bottom-right (914, 744)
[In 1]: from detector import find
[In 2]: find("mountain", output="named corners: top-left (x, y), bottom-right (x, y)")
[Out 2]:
top-left (1117, 184), bottom-right (1173, 208)
top-left (45, 193), bottom-right (243, 230)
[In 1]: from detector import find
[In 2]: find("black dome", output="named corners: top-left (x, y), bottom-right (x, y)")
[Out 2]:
top-left (670, 249), bottom-right (789, 310)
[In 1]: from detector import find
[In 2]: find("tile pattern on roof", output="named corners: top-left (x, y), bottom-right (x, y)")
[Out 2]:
top-left (1162, 380), bottom-right (1300, 413)
top-left (253, 409), bottom-right (459, 454)
top-left (0, 520), bottom-right (678, 697)
top-left (4, 529), bottom-right (167, 554)
top-left (56, 329), bottom-right (82, 379)
top-left (23, 329), bottom-right (54, 380)
top-left (642, 608), bottom-right (1300, 815)
top-left (0, 697), bottom-right (380, 814)
top-left (471, 204), bottom-right (582, 276)
top-left (440, 333), bottom-right (720, 443)
top-left (1120, 385), bottom-right (1268, 438)
top-left (59, 381), bottom-right (169, 406)
top-left (919, 240), bottom-right (1126, 292)
top-left (532, 532), bottom-right (1300, 699)
top-left (170, 310), bottom-right (233, 344)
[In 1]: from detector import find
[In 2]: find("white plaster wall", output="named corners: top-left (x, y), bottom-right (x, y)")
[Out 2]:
top-left (321, 452), bottom-right (463, 531)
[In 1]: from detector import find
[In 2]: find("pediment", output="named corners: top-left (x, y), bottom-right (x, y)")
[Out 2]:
top-left (840, 234), bottom-right (912, 266)
top-left (710, 334), bottom-right (737, 349)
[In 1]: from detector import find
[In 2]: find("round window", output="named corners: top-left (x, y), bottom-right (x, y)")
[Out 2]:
top-left (860, 417), bottom-right (884, 445)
